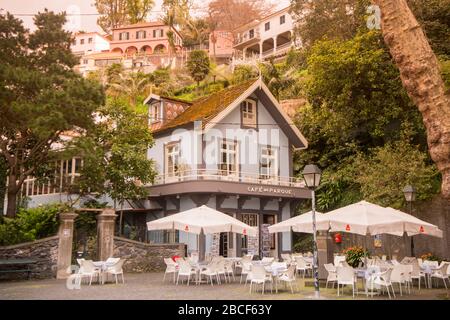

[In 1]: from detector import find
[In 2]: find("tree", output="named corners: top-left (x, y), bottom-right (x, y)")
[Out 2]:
top-left (0, 11), bottom-right (104, 217)
top-left (71, 98), bottom-right (156, 208)
top-left (407, 0), bottom-right (450, 58)
top-left (352, 141), bottom-right (439, 208)
top-left (186, 50), bottom-right (210, 87)
top-left (126, 0), bottom-right (154, 24)
top-left (290, 0), bottom-right (371, 47)
top-left (208, 0), bottom-right (275, 34)
top-left (95, 0), bottom-right (129, 33)
top-left (295, 31), bottom-right (425, 170)
top-left (371, 0), bottom-right (450, 199)
top-left (108, 71), bottom-right (152, 106)
top-left (95, 0), bottom-right (154, 33)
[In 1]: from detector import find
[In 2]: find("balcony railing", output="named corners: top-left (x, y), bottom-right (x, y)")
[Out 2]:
top-left (149, 169), bottom-right (305, 188)
top-left (234, 29), bottom-right (261, 46)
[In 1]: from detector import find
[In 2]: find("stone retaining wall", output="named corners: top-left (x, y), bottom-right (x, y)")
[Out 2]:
top-left (0, 236), bottom-right (59, 280)
top-left (113, 237), bottom-right (186, 272)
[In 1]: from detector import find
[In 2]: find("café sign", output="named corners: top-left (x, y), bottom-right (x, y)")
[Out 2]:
top-left (247, 186), bottom-right (293, 195)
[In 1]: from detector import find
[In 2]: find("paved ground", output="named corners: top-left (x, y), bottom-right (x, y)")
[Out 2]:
top-left (0, 273), bottom-right (448, 300)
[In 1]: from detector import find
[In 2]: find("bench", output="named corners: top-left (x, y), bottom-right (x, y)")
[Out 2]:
top-left (0, 259), bottom-right (37, 280)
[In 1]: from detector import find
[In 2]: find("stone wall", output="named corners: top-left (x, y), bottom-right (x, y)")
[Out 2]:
top-left (113, 236), bottom-right (186, 272)
top-left (0, 236), bottom-right (59, 280)
top-left (211, 234), bottom-right (220, 257)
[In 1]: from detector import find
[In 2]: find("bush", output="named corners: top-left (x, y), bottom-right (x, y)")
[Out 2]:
top-left (0, 204), bottom-right (61, 246)
top-left (293, 235), bottom-right (314, 253)
top-left (420, 252), bottom-right (441, 263)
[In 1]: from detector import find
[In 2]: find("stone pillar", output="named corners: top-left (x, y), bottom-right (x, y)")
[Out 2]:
top-left (273, 37), bottom-right (277, 53)
top-left (317, 231), bottom-right (333, 280)
top-left (56, 212), bottom-right (78, 279)
top-left (97, 208), bottom-right (117, 261)
top-left (259, 42), bottom-right (263, 59)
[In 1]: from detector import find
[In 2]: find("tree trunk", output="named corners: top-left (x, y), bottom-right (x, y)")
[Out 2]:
top-left (373, 0), bottom-right (450, 199)
top-left (6, 184), bottom-right (18, 217)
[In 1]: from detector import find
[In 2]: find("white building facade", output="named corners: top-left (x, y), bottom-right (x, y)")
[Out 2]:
top-left (233, 6), bottom-right (300, 66)
top-left (71, 32), bottom-right (111, 57)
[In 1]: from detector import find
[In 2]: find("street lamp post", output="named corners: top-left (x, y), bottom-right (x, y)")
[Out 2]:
top-left (403, 185), bottom-right (417, 256)
top-left (302, 164), bottom-right (322, 299)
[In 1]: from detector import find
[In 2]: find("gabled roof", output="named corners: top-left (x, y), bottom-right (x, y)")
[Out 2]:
top-left (152, 78), bottom-right (308, 149)
top-left (153, 80), bottom-right (256, 133)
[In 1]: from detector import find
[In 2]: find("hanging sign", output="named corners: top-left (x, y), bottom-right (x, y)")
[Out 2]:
top-left (419, 226), bottom-right (424, 233)
top-left (374, 234), bottom-right (382, 248)
top-left (334, 233), bottom-right (342, 244)
top-left (345, 224), bottom-right (351, 231)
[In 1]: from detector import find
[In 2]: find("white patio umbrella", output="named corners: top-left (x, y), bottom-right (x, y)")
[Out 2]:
top-left (323, 200), bottom-right (408, 236)
top-left (385, 207), bottom-right (443, 238)
top-left (268, 211), bottom-right (329, 234)
top-left (146, 205), bottom-right (257, 236)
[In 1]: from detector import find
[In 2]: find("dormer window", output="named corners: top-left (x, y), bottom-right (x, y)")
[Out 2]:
top-left (241, 99), bottom-right (257, 128)
top-left (149, 103), bottom-right (160, 122)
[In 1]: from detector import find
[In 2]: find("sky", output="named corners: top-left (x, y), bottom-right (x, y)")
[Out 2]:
top-left (0, 0), bottom-right (290, 33)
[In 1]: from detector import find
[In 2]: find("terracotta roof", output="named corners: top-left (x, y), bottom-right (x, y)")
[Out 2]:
top-left (113, 21), bottom-right (166, 30)
top-left (153, 79), bottom-right (258, 133)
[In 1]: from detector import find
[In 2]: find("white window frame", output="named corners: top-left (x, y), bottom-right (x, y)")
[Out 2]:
top-left (260, 146), bottom-right (278, 181)
top-left (241, 99), bottom-right (257, 128)
top-left (165, 142), bottom-right (180, 181)
top-left (219, 139), bottom-right (238, 177)
top-left (149, 103), bottom-right (160, 122)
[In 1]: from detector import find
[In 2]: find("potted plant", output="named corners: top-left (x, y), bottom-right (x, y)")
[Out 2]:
top-left (342, 246), bottom-right (369, 268)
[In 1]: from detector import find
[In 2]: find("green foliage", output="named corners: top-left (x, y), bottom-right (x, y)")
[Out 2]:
top-left (292, 234), bottom-right (314, 253)
top-left (172, 79), bottom-right (228, 101)
top-left (295, 31), bottom-right (425, 170)
top-left (71, 98), bottom-right (157, 205)
top-left (0, 204), bottom-right (61, 246)
top-left (231, 65), bottom-right (258, 85)
top-left (186, 50), bottom-right (210, 86)
top-left (0, 11), bottom-right (104, 216)
top-left (352, 141), bottom-right (439, 208)
top-left (342, 246), bottom-right (369, 267)
top-left (408, 0), bottom-right (450, 58)
top-left (290, 0), bottom-right (371, 47)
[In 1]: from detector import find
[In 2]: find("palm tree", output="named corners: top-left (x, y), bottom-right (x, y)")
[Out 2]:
top-left (372, 0), bottom-right (450, 199)
top-left (109, 72), bottom-right (153, 107)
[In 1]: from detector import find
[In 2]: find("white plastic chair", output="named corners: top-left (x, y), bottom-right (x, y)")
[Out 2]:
top-left (281, 253), bottom-right (292, 265)
top-left (224, 259), bottom-right (235, 282)
top-left (294, 256), bottom-right (312, 278)
top-left (79, 260), bottom-right (101, 286)
top-left (277, 265), bottom-right (298, 293)
top-left (336, 266), bottom-right (357, 298)
top-left (373, 268), bottom-right (396, 299)
top-left (200, 261), bottom-right (219, 286)
top-left (240, 261), bottom-right (252, 284)
top-left (163, 257), bottom-right (178, 283)
top-left (176, 258), bottom-right (197, 286)
top-left (324, 263), bottom-right (337, 288)
top-left (250, 265), bottom-right (272, 294)
top-left (430, 261), bottom-right (450, 289)
top-left (390, 265), bottom-right (406, 296)
top-left (410, 260), bottom-right (425, 290)
top-left (105, 259), bottom-right (125, 284)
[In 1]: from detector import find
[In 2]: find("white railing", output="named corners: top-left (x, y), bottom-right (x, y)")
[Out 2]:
top-left (235, 29), bottom-right (261, 46)
top-left (150, 169), bottom-right (305, 188)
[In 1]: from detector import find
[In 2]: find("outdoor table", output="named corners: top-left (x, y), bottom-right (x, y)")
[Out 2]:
top-left (93, 261), bottom-right (117, 284)
top-left (355, 266), bottom-right (384, 297)
top-left (420, 265), bottom-right (437, 288)
top-left (264, 262), bottom-right (288, 293)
